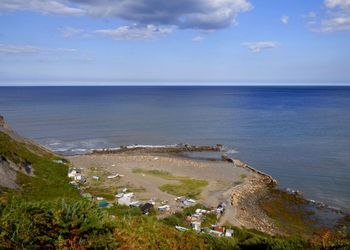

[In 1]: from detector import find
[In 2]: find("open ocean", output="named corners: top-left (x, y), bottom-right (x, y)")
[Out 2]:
top-left (0, 86), bottom-right (349, 211)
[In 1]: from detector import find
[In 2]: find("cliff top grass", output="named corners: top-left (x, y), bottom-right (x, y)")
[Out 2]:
top-left (132, 168), bottom-right (208, 198)
top-left (0, 131), bottom-right (80, 201)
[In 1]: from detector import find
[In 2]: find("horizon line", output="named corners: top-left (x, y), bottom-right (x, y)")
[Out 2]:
top-left (0, 82), bottom-right (349, 87)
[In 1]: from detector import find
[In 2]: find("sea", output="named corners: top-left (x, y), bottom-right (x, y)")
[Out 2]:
top-left (0, 86), bottom-right (349, 212)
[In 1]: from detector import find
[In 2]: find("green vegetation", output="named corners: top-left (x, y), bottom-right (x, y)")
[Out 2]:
top-left (259, 188), bottom-right (318, 236)
top-left (133, 168), bottom-right (208, 198)
top-left (159, 179), bottom-right (208, 199)
top-left (0, 199), bottom-right (116, 249)
top-left (84, 186), bottom-right (117, 201)
top-left (1, 131), bottom-right (350, 249)
top-left (0, 199), bottom-right (313, 249)
top-left (2, 199), bottom-right (349, 249)
top-left (0, 132), bottom-right (80, 201)
top-left (239, 174), bottom-right (247, 180)
top-left (161, 204), bottom-right (217, 228)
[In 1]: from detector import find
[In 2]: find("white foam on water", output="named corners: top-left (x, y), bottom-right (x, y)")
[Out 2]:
top-left (125, 144), bottom-right (178, 149)
top-left (71, 148), bottom-right (88, 152)
top-left (48, 142), bottom-right (61, 146)
top-left (55, 148), bottom-right (71, 152)
top-left (225, 149), bottom-right (239, 154)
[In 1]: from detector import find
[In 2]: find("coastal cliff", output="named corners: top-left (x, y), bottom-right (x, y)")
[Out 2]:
top-left (0, 115), bottom-right (11, 132)
top-left (0, 116), bottom-right (29, 190)
top-left (0, 115), bottom-right (80, 201)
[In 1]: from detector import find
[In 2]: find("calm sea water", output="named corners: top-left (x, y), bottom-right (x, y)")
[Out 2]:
top-left (0, 86), bottom-right (349, 211)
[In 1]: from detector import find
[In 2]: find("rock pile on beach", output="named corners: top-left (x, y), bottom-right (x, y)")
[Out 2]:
top-left (231, 175), bottom-right (279, 235)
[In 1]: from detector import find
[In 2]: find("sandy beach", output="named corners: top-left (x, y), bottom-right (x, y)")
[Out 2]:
top-left (68, 147), bottom-right (343, 236)
top-left (68, 150), bottom-right (269, 227)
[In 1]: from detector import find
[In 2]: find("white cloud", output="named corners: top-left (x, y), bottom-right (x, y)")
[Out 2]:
top-left (94, 24), bottom-right (174, 40)
top-left (60, 27), bottom-right (84, 38)
top-left (325, 0), bottom-right (350, 8)
top-left (54, 48), bottom-right (77, 53)
top-left (281, 15), bottom-right (289, 24)
top-left (0, 44), bottom-right (77, 54)
top-left (0, 44), bottom-right (44, 54)
top-left (0, 0), bottom-right (253, 31)
top-left (309, 0), bottom-right (350, 32)
top-left (0, 0), bottom-right (84, 15)
top-left (318, 13), bottom-right (350, 31)
top-left (242, 41), bottom-right (279, 53)
top-left (192, 36), bottom-right (204, 42)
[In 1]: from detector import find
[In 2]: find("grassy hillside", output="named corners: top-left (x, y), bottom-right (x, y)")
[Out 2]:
top-left (0, 131), bottom-right (80, 201)
top-left (0, 130), bottom-right (349, 249)
top-left (1, 199), bottom-right (311, 249)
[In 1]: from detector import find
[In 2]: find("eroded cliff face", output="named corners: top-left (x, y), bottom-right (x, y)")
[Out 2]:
top-left (0, 156), bottom-right (19, 189)
top-left (0, 115), bottom-right (35, 190)
top-left (0, 115), bottom-right (12, 132)
top-left (0, 116), bottom-right (18, 189)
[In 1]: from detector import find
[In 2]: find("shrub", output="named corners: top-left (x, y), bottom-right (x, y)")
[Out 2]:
top-left (0, 199), bottom-right (117, 249)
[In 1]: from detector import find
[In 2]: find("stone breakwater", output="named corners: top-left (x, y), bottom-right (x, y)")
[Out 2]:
top-left (222, 155), bottom-right (277, 186)
top-left (228, 158), bottom-right (279, 235)
top-left (90, 144), bottom-right (222, 155)
top-left (234, 159), bottom-right (277, 185)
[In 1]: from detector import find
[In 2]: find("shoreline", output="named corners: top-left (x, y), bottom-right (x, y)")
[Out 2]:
top-left (60, 143), bottom-right (347, 216)
top-left (65, 143), bottom-right (347, 235)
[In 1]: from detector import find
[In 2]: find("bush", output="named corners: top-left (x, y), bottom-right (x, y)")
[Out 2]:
top-left (0, 199), bottom-right (117, 249)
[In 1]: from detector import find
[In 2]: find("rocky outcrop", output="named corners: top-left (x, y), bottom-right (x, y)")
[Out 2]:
top-left (0, 115), bottom-right (21, 141)
top-left (0, 115), bottom-right (11, 131)
top-left (0, 156), bottom-right (19, 190)
top-left (230, 175), bottom-right (279, 235)
top-left (0, 115), bottom-right (4, 126)
top-left (228, 158), bottom-right (280, 235)
top-left (0, 115), bottom-right (53, 156)
top-left (0, 116), bottom-right (37, 190)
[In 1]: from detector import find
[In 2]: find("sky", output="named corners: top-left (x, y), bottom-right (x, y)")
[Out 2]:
top-left (0, 0), bottom-right (350, 85)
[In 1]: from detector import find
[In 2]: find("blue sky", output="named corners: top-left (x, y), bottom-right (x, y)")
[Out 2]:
top-left (0, 0), bottom-right (349, 85)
